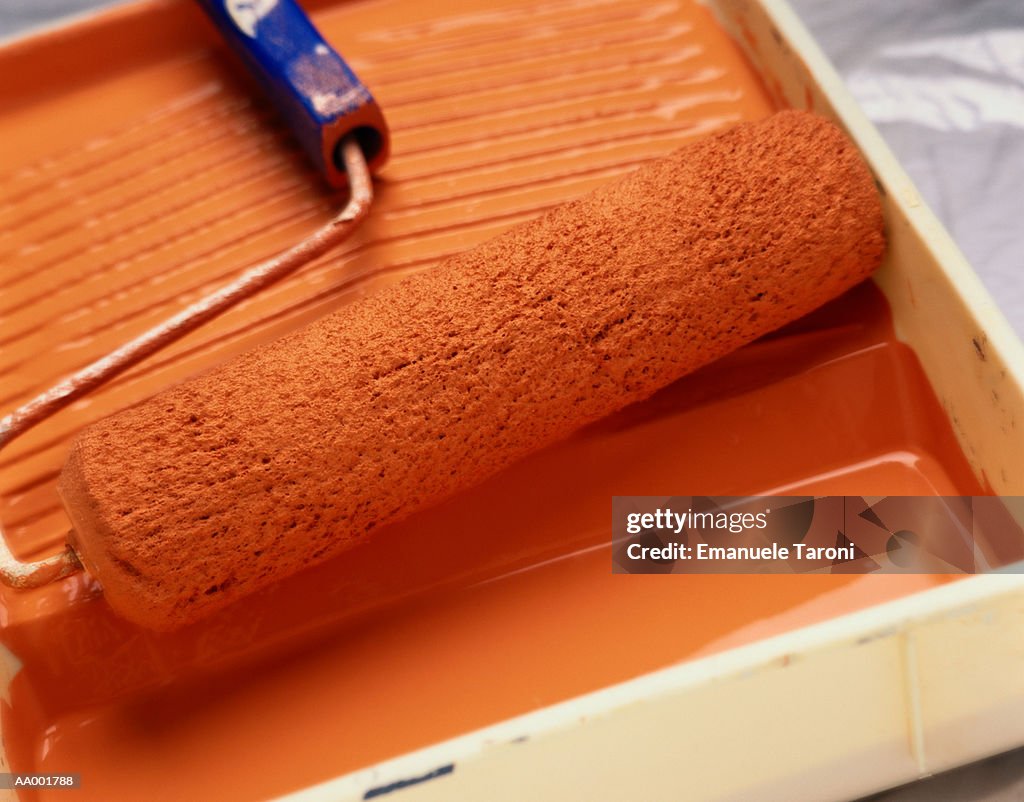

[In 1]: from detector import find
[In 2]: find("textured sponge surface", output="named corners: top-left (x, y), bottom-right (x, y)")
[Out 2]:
top-left (58, 111), bottom-right (885, 629)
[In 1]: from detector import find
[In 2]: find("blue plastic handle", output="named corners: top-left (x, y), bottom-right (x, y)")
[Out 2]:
top-left (196, 0), bottom-right (389, 188)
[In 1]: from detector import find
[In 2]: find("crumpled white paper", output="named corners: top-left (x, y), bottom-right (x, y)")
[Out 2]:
top-left (792, 0), bottom-right (1024, 336)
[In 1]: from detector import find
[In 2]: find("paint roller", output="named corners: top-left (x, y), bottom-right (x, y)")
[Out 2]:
top-left (0, 2), bottom-right (885, 630)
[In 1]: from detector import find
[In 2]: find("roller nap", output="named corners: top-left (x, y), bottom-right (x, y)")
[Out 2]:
top-left (58, 110), bottom-right (886, 629)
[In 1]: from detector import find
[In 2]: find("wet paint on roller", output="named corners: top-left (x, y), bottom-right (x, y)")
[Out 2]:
top-left (58, 109), bottom-right (884, 630)
top-left (0, 0), bottom-right (984, 800)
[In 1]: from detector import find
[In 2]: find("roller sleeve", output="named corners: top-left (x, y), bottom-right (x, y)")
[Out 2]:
top-left (58, 110), bottom-right (886, 629)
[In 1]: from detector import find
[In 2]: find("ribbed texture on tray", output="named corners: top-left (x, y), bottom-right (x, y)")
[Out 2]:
top-left (58, 110), bottom-right (885, 629)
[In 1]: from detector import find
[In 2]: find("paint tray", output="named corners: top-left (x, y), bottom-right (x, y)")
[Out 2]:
top-left (0, 0), bottom-right (1022, 800)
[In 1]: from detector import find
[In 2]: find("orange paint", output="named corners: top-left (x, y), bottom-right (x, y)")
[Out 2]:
top-left (0, 0), bottom-right (981, 800)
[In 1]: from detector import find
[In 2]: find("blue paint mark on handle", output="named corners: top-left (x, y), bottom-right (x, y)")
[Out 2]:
top-left (196, 0), bottom-right (389, 187)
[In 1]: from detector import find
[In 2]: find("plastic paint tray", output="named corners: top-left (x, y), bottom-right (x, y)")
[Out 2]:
top-left (0, 0), bottom-right (1023, 800)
